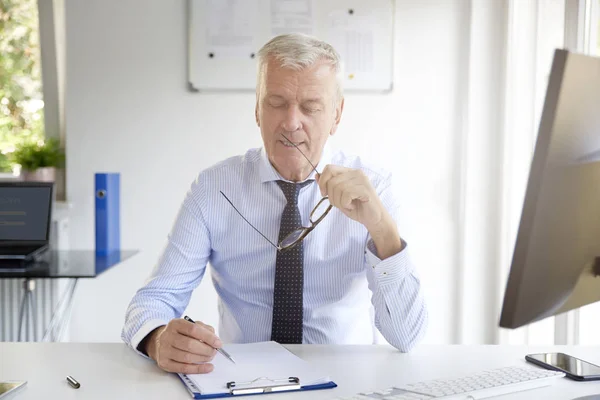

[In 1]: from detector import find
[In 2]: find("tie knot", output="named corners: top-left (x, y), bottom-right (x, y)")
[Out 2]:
top-left (276, 180), bottom-right (311, 203)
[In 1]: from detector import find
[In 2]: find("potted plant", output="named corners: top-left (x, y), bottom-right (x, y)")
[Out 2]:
top-left (10, 138), bottom-right (65, 182)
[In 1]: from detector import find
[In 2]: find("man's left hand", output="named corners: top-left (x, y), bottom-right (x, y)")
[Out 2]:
top-left (316, 165), bottom-right (387, 232)
top-left (316, 165), bottom-right (404, 259)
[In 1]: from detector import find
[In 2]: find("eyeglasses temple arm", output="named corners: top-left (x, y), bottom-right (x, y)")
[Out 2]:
top-left (280, 133), bottom-right (319, 178)
top-left (219, 191), bottom-right (281, 250)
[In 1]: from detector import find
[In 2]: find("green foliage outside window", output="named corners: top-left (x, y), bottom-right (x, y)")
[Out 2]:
top-left (0, 0), bottom-right (44, 172)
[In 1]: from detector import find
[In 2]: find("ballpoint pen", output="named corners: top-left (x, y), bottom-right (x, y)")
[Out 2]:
top-left (183, 315), bottom-right (236, 364)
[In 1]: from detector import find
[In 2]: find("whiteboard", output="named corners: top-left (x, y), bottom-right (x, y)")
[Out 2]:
top-left (187, 0), bottom-right (395, 92)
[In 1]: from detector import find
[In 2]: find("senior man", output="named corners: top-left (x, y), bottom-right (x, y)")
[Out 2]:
top-left (122, 33), bottom-right (427, 374)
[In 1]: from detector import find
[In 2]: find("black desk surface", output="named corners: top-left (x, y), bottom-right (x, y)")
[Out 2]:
top-left (0, 250), bottom-right (138, 278)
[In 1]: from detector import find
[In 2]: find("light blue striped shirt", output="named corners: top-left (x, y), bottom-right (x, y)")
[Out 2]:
top-left (122, 146), bottom-right (427, 353)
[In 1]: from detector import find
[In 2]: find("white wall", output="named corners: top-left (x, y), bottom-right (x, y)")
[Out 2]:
top-left (65, 0), bottom-right (470, 344)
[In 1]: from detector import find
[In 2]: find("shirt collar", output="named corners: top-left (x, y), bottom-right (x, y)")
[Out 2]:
top-left (258, 143), bottom-right (333, 184)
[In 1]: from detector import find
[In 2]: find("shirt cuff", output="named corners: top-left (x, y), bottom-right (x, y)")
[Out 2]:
top-left (130, 319), bottom-right (168, 359)
top-left (365, 238), bottom-right (414, 286)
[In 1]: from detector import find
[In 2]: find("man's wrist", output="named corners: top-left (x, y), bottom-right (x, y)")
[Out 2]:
top-left (367, 214), bottom-right (403, 259)
top-left (139, 326), bottom-right (165, 360)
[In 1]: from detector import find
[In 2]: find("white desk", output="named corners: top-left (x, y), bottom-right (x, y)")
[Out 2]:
top-left (1, 343), bottom-right (600, 399)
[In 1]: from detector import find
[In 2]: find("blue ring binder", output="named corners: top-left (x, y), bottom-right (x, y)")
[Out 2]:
top-left (95, 173), bottom-right (120, 255)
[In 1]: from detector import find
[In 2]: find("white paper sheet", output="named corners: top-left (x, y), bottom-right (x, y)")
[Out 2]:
top-left (326, 9), bottom-right (376, 77)
top-left (183, 341), bottom-right (330, 395)
top-left (270, 0), bottom-right (314, 36)
top-left (205, 0), bottom-right (259, 59)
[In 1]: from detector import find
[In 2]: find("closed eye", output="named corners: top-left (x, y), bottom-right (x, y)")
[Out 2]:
top-left (266, 95), bottom-right (286, 108)
top-left (303, 107), bottom-right (321, 114)
top-left (302, 100), bottom-right (323, 114)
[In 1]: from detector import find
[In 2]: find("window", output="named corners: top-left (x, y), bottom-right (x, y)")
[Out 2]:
top-left (0, 0), bottom-right (44, 173)
top-left (597, 0), bottom-right (600, 55)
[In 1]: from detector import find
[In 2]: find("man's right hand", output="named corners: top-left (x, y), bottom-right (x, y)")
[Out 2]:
top-left (145, 318), bottom-right (221, 374)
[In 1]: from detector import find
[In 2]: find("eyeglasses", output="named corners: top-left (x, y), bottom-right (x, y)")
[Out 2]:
top-left (220, 134), bottom-right (333, 251)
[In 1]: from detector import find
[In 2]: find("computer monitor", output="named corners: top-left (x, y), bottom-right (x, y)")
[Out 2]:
top-left (499, 49), bottom-right (600, 329)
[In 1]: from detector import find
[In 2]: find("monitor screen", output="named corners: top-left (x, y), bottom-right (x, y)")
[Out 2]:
top-left (499, 50), bottom-right (600, 329)
top-left (0, 186), bottom-right (52, 241)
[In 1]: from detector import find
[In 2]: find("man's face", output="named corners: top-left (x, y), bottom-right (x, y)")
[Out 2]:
top-left (255, 57), bottom-right (343, 182)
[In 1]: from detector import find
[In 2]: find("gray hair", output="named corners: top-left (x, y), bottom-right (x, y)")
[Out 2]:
top-left (256, 33), bottom-right (343, 101)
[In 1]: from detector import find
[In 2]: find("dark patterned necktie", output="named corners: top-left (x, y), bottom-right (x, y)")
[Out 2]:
top-left (270, 180), bottom-right (311, 344)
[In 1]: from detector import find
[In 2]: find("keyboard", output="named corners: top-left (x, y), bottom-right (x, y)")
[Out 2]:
top-left (333, 366), bottom-right (565, 400)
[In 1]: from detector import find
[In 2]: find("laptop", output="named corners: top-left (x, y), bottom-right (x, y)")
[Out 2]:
top-left (0, 181), bottom-right (54, 264)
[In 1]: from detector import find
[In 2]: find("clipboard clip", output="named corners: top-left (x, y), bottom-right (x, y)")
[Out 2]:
top-left (226, 376), bottom-right (300, 395)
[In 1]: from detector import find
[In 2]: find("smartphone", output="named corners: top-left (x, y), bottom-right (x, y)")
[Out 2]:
top-left (526, 352), bottom-right (600, 381)
top-left (0, 381), bottom-right (27, 399)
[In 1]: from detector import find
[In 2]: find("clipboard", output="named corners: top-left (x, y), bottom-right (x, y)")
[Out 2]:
top-left (178, 374), bottom-right (337, 398)
top-left (175, 341), bottom-right (337, 398)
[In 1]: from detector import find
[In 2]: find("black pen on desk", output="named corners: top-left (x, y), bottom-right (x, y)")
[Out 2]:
top-left (183, 315), bottom-right (236, 364)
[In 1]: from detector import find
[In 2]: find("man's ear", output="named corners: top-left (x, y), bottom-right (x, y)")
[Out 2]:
top-left (330, 97), bottom-right (344, 136)
top-left (255, 100), bottom-right (260, 127)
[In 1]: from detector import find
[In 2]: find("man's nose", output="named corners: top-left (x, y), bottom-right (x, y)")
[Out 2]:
top-left (282, 106), bottom-right (302, 132)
